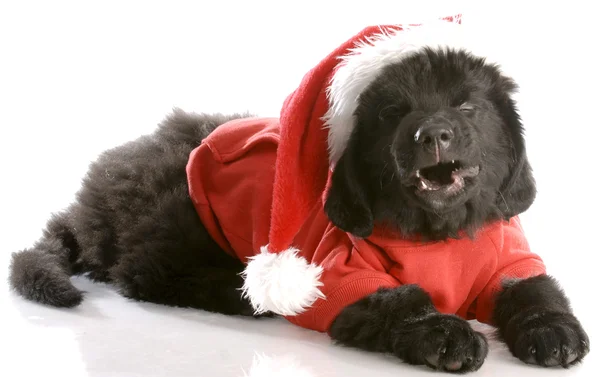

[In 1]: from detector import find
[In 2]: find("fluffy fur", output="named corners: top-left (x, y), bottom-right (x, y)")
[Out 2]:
top-left (9, 48), bottom-right (589, 373)
top-left (324, 48), bottom-right (535, 239)
top-left (9, 110), bottom-right (262, 316)
top-left (330, 285), bottom-right (489, 372)
top-left (493, 275), bottom-right (589, 366)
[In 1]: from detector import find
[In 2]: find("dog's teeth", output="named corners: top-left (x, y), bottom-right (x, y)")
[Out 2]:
top-left (416, 170), bottom-right (421, 178)
top-left (452, 160), bottom-right (455, 164)
top-left (419, 180), bottom-right (427, 190)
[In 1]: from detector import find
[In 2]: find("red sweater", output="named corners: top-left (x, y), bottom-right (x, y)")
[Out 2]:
top-left (187, 117), bottom-right (546, 333)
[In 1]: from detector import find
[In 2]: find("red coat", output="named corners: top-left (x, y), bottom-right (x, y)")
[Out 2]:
top-left (186, 117), bottom-right (546, 333)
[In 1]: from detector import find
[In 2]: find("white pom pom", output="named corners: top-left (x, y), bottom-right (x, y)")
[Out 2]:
top-left (241, 246), bottom-right (324, 316)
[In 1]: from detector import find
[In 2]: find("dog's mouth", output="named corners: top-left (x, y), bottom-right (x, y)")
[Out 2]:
top-left (408, 160), bottom-right (480, 194)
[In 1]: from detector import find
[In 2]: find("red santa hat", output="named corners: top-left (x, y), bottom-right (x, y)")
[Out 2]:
top-left (242, 15), bottom-right (472, 316)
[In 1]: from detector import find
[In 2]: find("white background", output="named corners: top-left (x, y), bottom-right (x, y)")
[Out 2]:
top-left (0, 1), bottom-right (598, 376)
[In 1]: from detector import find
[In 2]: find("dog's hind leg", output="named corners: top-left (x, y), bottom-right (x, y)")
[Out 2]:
top-left (109, 186), bottom-right (262, 317)
top-left (112, 252), bottom-right (256, 316)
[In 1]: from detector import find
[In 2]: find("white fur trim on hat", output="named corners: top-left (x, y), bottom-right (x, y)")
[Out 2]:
top-left (241, 246), bottom-right (324, 316)
top-left (323, 19), bottom-right (475, 166)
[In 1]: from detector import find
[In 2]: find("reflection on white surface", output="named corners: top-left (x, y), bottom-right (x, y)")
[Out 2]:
top-left (243, 353), bottom-right (316, 377)
top-left (2, 274), bottom-right (597, 377)
top-left (1, 1), bottom-right (598, 376)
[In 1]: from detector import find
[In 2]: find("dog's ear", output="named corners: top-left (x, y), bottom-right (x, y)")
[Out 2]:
top-left (495, 91), bottom-right (537, 218)
top-left (498, 152), bottom-right (536, 218)
top-left (324, 148), bottom-right (374, 238)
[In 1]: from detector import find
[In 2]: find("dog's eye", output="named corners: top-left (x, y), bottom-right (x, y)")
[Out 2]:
top-left (378, 104), bottom-right (410, 122)
top-left (459, 102), bottom-right (475, 113)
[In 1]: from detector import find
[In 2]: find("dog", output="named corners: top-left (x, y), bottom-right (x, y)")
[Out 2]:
top-left (9, 20), bottom-right (589, 373)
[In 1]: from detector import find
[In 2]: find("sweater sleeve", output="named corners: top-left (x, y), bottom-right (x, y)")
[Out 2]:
top-left (285, 231), bottom-right (400, 333)
top-left (474, 217), bottom-right (546, 324)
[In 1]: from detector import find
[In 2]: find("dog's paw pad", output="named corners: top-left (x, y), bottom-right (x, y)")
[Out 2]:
top-left (413, 315), bottom-right (488, 373)
top-left (509, 310), bottom-right (590, 368)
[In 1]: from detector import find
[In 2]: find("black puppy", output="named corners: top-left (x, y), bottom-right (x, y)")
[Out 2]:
top-left (9, 41), bottom-right (589, 374)
top-left (324, 49), bottom-right (589, 371)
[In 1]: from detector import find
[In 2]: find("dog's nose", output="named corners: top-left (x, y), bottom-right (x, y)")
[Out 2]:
top-left (415, 124), bottom-right (454, 150)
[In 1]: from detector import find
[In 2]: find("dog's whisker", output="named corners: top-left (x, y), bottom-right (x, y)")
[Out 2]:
top-left (380, 163), bottom-right (389, 189)
top-left (498, 191), bottom-right (509, 211)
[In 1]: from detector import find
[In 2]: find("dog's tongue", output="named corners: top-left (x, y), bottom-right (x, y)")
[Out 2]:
top-left (418, 178), bottom-right (443, 191)
top-left (418, 176), bottom-right (465, 192)
top-left (413, 166), bottom-right (479, 192)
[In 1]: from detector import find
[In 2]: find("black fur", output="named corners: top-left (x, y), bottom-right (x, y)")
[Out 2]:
top-left (8, 49), bottom-right (588, 372)
top-left (325, 49), bottom-right (587, 371)
top-left (325, 48), bottom-right (536, 240)
top-left (9, 110), bottom-right (260, 316)
top-left (493, 275), bottom-right (590, 367)
top-left (330, 285), bottom-right (488, 373)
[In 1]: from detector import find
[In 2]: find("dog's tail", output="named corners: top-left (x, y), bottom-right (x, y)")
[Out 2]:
top-left (9, 212), bottom-right (83, 307)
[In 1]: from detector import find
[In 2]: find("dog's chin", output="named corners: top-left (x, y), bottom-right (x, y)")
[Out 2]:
top-left (402, 160), bottom-right (480, 212)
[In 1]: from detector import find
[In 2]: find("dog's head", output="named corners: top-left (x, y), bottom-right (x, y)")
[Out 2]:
top-left (324, 48), bottom-right (536, 240)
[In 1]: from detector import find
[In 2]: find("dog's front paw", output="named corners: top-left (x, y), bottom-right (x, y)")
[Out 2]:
top-left (393, 314), bottom-right (488, 373)
top-left (505, 309), bottom-right (589, 367)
